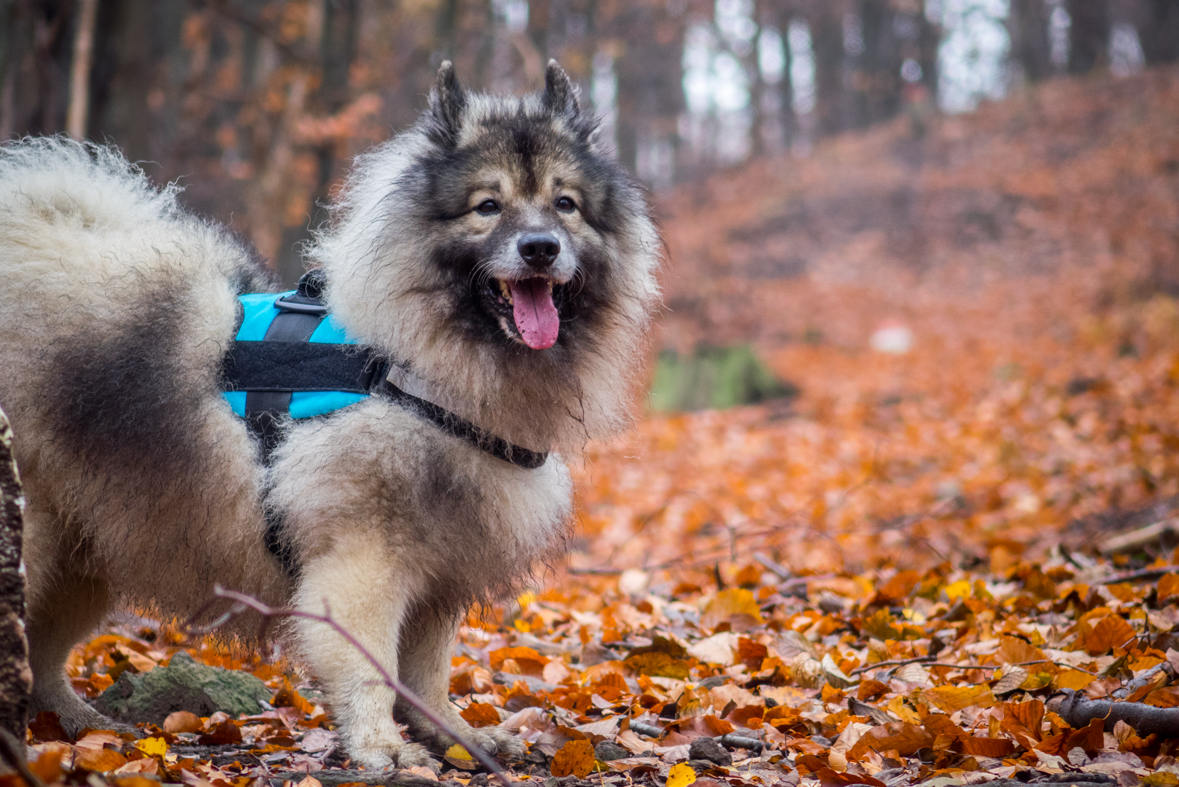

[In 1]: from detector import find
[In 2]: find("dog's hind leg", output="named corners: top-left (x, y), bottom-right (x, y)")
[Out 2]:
top-left (395, 607), bottom-right (525, 759)
top-left (292, 531), bottom-right (437, 771)
top-left (27, 571), bottom-right (115, 735)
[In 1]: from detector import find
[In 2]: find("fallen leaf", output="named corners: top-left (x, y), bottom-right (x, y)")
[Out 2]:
top-left (136, 737), bottom-right (168, 758)
top-left (551, 739), bottom-right (595, 778)
top-left (163, 710), bottom-right (202, 734)
top-left (461, 702), bottom-right (503, 727)
top-left (666, 762), bottom-right (697, 787)
top-left (701, 588), bottom-right (764, 630)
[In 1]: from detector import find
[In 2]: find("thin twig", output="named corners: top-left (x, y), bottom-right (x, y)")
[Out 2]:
top-left (854, 657), bottom-right (1099, 678)
top-left (186, 587), bottom-right (515, 786)
top-left (753, 552), bottom-right (792, 581)
top-left (849, 655), bottom-right (934, 676)
top-left (1098, 565), bottom-right (1179, 585)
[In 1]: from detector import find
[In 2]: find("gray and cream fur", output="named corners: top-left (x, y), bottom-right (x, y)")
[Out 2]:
top-left (0, 62), bottom-right (660, 768)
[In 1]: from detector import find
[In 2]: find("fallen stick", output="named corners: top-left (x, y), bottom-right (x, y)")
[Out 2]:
top-left (1097, 565), bottom-right (1179, 585)
top-left (753, 552), bottom-right (792, 581)
top-left (1048, 690), bottom-right (1179, 737)
top-left (1098, 520), bottom-right (1179, 556)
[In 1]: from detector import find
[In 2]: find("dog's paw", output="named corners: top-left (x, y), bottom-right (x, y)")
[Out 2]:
top-left (471, 725), bottom-right (526, 760)
top-left (349, 741), bottom-right (440, 771)
top-left (427, 725), bottom-right (526, 760)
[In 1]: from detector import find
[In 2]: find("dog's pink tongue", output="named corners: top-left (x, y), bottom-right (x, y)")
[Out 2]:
top-left (509, 279), bottom-right (559, 350)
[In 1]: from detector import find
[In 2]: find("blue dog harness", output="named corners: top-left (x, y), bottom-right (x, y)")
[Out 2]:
top-left (221, 270), bottom-right (549, 575)
top-left (221, 271), bottom-right (381, 457)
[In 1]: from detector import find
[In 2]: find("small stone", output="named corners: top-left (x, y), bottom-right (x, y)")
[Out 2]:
top-left (688, 737), bottom-right (732, 766)
top-left (594, 741), bottom-right (629, 761)
top-left (95, 650), bottom-right (269, 724)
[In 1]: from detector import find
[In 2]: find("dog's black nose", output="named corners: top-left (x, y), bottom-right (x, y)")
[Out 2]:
top-left (518, 233), bottom-right (561, 269)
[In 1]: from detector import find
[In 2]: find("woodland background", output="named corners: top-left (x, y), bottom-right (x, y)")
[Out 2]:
top-left (5, 1), bottom-right (1179, 786)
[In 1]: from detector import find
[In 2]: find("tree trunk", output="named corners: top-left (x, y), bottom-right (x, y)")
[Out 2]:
top-left (807, 1), bottom-right (848, 137)
top-left (1135, 0), bottom-right (1179, 65)
top-left (1066, 0), bottom-right (1110, 74)
top-left (0, 407), bottom-right (31, 743)
top-left (66, 0), bottom-right (99, 139)
top-left (1008, 0), bottom-right (1052, 83)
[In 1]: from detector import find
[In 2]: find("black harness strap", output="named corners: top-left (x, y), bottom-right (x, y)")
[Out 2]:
top-left (250, 308), bottom-right (321, 579)
top-left (374, 378), bottom-right (550, 470)
top-left (246, 307), bottom-right (323, 460)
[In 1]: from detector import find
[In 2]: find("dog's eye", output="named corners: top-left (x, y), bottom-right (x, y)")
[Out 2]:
top-left (555, 196), bottom-right (577, 213)
top-left (475, 199), bottom-right (500, 216)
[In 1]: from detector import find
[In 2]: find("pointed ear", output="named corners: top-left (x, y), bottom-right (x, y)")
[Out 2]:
top-left (428, 61), bottom-right (466, 144)
top-left (542, 59), bottom-right (579, 118)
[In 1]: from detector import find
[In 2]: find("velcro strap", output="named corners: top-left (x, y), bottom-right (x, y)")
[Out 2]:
top-left (224, 342), bottom-right (379, 393)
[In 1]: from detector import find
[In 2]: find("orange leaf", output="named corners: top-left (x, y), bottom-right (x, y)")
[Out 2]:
top-left (848, 722), bottom-right (934, 758)
top-left (490, 647), bottom-right (549, 677)
top-left (1159, 573), bottom-right (1179, 602)
top-left (737, 637), bottom-right (768, 669)
top-left (925, 685), bottom-right (995, 713)
top-left (1053, 668), bottom-right (1097, 691)
top-left (996, 636), bottom-right (1045, 665)
top-left (1001, 699), bottom-right (1044, 744)
top-left (198, 720), bottom-right (242, 746)
top-left (816, 767), bottom-right (885, 787)
top-left (875, 570), bottom-right (920, 603)
top-left (76, 748), bottom-right (129, 772)
top-left (1145, 686), bottom-right (1179, 708)
top-left (958, 737), bottom-right (1016, 758)
top-left (112, 778), bottom-right (161, 787)
top-left (1083, 616), bottom-right (1137, 655)
top-left (163, 710), bottom-right (202, 734)
top-left (624, 652), bottom-right (692, 679)
top-left (273, 678), bottom-right (315, 715)
top-left (922, 714), bottom-right (964, 744)
top-left (701, 588), bottom-right (764, 630)
top-left (460, 702), bottom-right (503, 728)
top-left (702, 715), bottom-right (734, 735)
top-left (28, 747), bottom-right (66, 784)
top-left (861, 608), bottom-right (900, 641)
top-left (28, 711), bottom-right (68, 742)
top-left (550, 739), bottom-right (595, 778)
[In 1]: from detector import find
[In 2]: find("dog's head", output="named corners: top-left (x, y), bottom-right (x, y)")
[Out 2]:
top-left (313, 61), bottom-right (661, 452)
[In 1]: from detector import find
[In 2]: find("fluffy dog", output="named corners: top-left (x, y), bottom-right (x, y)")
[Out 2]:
top-left (0, 61), bottom-right (660, 768)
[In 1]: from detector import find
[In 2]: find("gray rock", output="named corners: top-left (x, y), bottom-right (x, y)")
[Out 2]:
top-left (95, 650), bottom-right (269, 723)
top-left (688, 737), bottom-right (732, 766)
top-left (594, 741), bottom-right (629, 761)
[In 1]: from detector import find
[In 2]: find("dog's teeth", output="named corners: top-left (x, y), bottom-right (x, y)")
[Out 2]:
top-left (498, 280), bottom-right (512, 303)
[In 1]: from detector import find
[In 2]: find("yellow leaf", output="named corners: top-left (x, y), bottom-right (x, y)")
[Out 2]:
top-left (136, 737), bottom-right (167, 758)
top-left (1052, 668), bottom-right (1096, 691)
top-left (701, 588), bottom-right (764, 629)
top-left (943, 580), bottom-right (971, 602)
top-left (445, 744), bottom-right (473, 761)
top-left (667, 762), bottom-right (697, 787)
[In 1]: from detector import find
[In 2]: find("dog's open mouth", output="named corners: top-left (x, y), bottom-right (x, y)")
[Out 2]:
top-left (486, 277), bottom-right (565, 350)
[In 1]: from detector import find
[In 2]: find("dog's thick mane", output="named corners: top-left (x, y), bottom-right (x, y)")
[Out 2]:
top-left (309, 66), bottom-right (662, 454)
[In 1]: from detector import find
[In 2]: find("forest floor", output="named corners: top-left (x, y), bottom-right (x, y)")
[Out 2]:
top-left (20, 68), bottom-right (1179, 787)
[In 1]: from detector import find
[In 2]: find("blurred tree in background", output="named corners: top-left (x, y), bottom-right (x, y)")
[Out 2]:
top-left (0, 0), bottom-right (1173, 281)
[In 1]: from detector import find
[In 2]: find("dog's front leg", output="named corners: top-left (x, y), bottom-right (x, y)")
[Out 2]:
top-left (396, 608), bottom-right (526, 760)
top-left (293, 532), bottom-right (436, 770)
